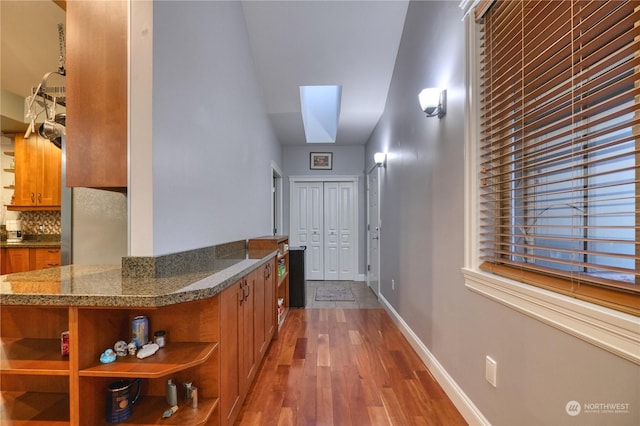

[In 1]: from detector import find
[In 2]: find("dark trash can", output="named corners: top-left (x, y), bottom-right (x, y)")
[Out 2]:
top-left (289, 246), bottom-right (306, 308)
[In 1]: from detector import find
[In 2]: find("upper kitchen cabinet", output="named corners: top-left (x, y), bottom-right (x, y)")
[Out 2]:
top-left (9, 135), bottom-right (61, 210)
top-left (66, 0), bottom-right (127, 189)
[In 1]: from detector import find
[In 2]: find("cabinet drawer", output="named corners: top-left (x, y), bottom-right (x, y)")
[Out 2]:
top-left (4, 248), bottom-right (30, 274)
top-left (34, 248), bottom-right (61, 270)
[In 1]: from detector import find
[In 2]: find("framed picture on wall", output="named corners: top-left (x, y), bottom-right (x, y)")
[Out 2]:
top-left (310, 152), bottom-right (333, 170)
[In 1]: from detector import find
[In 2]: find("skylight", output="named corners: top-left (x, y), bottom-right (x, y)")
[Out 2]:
top-left (299, 85), bottom-right (342, 143)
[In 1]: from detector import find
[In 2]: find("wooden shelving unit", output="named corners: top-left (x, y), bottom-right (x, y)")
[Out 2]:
top-left (0, 306), bottom-right (70, 424)
top-left (0, 298), bottom-right (221, 425)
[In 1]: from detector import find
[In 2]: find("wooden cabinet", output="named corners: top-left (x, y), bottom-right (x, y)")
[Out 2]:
top-left (0, 258), bottom-right (275, 425)
top-left (1, 247), bottom-right (61, 274)
top-left (3, 248), bottom-right (31, 274)
top-left (10, 134), bottom-right (61, 210)
top-left (248, 236), bottom-right (289, 334)
top-left (220, 275), bottom-right (258, 426)
top-left (220, 280), bottom-right (242, 426)
top-left (219, 261), bottom-right (276, 426)
top-left (1, 298), bottom-right (220, 425)
top-left (66, 0), bottom-right (128, 188)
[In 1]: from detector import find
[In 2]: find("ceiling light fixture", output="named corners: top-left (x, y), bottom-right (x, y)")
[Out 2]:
top-left (418, 88), bottom-right (446, 118)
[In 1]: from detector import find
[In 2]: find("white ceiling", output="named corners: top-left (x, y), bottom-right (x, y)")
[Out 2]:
top-left (1, 1), bottom-right (409, 146)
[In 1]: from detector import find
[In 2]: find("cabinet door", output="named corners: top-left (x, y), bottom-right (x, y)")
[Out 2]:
top-left (241, 276), bottom-right (256, 391)
top-left (38, 139), bottom-right (61, 206)
top-left (66, 0), bottom-right (128, 188)
top-left (12, 135), bottom-right (61, 207)
top-left (220, 280), bottom-right (242, 426)
top-left (5, 248), bottom-right (30, 274)
top-left (13, 135), bottom-right (39, 206)
top-left (253, 267), bottom-right (267, 361)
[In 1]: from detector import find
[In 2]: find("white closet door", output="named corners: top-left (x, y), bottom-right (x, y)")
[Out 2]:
top-left (337, 182), bottom-right (355, 280)
top-left (291, 181), bottom-right (324, 280)
top-left (324, 183), bottom-right (340, 280)
top-left (324, 181), bottom-right (355, 280)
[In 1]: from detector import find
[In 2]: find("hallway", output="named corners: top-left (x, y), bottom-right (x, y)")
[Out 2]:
top-left (237, 307), bottom-right (467, 425)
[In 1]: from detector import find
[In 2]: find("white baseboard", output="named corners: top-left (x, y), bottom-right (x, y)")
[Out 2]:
top-left (378, 293), bottom-right (490, 426)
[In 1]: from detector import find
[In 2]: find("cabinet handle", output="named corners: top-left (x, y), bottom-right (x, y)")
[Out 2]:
top-left (239, 281), bottom-right (244, 305)
top-left (37, 193), bottom-right (42, 203)
top-left (31, 192), bottom-right (35, 202)
top-left (243, 278), bottom-right (250, 302)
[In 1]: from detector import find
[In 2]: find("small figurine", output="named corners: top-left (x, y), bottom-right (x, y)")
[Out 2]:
top-left (127, 341), bottom-right (138, 356)
top-left (100, 349), bottom-right (117, 364)
top-left (114, 340), bottom-right (128, 357)
top-left (136, 343), bottom-right (160, 359)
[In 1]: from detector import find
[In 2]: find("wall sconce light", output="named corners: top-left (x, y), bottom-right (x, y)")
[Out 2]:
top-left (374, 152), bottom-right (386, 168)
top-left (418, 88), bottom-right (446, 118)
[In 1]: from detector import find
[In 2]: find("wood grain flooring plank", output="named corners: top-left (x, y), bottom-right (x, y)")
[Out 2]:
top-left (277, 407), bottom-right (294, 426)
top-left (317, 333), bottom-right (331, 367)
top-left (330, 370), bottom-right (352, 426)
top-left (367, 406), bottom-right (391, 426)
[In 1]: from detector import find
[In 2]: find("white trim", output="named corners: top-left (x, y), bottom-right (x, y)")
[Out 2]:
top-left (379, 293), bottom-right (490, 426)
top-left (289, 174), bottom-right (360, 183)
top-left (271, 161), bottom-right (283, 235)
top-left (464, 268), bottom-right (640, 365)
top-left (459, 0), bottom-right (479, 20)
top-left (462, 15), bottom-right (640, 365)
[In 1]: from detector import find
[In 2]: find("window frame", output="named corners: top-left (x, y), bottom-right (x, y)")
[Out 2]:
top-left (462, 10), bottom-right (640, 365)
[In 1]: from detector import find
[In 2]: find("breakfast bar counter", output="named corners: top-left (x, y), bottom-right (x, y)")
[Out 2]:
top-left (0, 250), bottom-right (275, 307)
top-left (0, 242), bottom-right (281, 426)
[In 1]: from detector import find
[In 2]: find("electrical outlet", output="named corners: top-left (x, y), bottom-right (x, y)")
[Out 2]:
top-left (392, 279), bottom-right (395, 290)
top-left (486, 356), bottom-right (497, 387)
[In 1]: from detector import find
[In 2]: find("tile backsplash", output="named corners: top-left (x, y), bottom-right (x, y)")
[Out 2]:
top-left (13, 211), bottom-right (61, 235)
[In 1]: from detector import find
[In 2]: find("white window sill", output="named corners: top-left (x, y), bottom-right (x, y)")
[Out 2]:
top-left (462, 268), bottom-right (640, 365)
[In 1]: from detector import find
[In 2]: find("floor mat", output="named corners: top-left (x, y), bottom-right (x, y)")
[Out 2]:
top-left (315, 284), bottom-right (355, 301)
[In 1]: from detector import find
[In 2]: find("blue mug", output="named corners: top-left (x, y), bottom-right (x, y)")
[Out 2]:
top-left (106, 378), bottom-right (141, 423)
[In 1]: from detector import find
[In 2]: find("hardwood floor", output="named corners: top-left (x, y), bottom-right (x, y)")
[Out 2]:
top-left (237, 308), bottom-right (467, 425)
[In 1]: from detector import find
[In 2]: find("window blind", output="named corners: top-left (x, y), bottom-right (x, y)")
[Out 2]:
top-left (478, 0), bottom-right (639, 315)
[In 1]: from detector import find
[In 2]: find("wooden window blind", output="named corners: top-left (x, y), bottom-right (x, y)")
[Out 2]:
top-left (478, 0), bottom-right (640, 315)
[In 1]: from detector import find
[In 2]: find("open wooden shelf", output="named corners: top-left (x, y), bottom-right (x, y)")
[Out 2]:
top-left (277, 271), bottom-right (289, 288)
top-left (3, 151), bottom-right (15, 156)
top-left (0, 391), bottom-right (69, 425)
top-left (80, 342), bottom-right (218, 378)
top-left (97, 395), bottom-right (218, 426)
top-left (1, 338), bottom-right (69, 375)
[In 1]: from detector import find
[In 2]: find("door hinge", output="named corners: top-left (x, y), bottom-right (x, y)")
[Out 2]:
top-left (367, 264), bottom-right (371, 271)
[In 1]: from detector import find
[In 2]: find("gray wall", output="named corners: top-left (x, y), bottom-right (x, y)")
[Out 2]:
top-left (149, 1), bottom-right (282, 255)
top-left (282, 143), bottom-right (366, 277)
top-left (365, 1), bottom-right (638, 425)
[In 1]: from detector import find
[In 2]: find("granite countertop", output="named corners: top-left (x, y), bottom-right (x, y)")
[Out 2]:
top-left (0, 240), bottom-right (61, 248)
top-left (0, 249), bottom-right (276, 308)
top-left (1, 234), bottom-right (61, 249)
